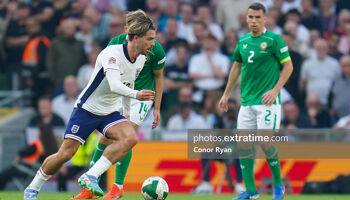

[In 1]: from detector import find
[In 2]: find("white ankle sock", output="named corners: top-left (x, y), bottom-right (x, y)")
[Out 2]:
top-left (86, 156), bottom-right (112, 178)
top-left (27, 168), bottom-right (52, 191)
top-left (115, 183), bottom-right (123, 189)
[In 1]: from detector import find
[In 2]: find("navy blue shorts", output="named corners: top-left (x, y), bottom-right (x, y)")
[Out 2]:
top-left (64, 107), bottom-right (127, 144)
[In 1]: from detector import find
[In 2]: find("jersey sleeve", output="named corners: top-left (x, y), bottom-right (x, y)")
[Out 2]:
top-left (232, 41), bottom-right (242, 63)
top-left (151, 42), bottom-right (166, 70)
top-left (274, 34), bottom-right (290, 64)
top-left (99, 47), bottom-right (121, 73)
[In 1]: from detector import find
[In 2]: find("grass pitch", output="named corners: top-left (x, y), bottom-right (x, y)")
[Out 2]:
top-left (1, 191), bottom-right (349, 200)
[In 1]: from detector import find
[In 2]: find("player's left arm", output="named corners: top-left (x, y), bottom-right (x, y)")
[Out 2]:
top-left (262, 35), bottom-right (294, 105)
top-left (152, 68), bottom-right (164, 129)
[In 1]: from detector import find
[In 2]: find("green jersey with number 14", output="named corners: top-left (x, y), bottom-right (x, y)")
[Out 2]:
top-left (108, 33), bottom-right (166, 91)
top-left (233, 29), bottom-right (290, 106)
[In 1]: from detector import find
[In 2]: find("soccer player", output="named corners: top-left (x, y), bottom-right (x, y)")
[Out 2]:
top-left (73, 11), bottom-right (166, 200)
top-left (24, 10), bottom-right (156, 200)
top-left (218, 3), bottom-right (293, 200)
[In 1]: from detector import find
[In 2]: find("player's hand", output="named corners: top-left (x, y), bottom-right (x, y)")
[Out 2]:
top-left (136, 90), bottom-right (155, 101)
top-left (152, 109), bottom-right (160, 129)
top-left (261, 89), bottom-right (279, 106)
top-left (218, 95), bottom-right (229, 112)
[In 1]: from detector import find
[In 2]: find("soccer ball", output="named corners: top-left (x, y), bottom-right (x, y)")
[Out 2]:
top-left (141, 176), bottom-right (169, 200)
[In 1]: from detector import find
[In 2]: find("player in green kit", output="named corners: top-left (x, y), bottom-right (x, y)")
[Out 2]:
top-left (218, 3), bottom-right (293, 200)
top-left (73, 11), bottom-right (165, 200)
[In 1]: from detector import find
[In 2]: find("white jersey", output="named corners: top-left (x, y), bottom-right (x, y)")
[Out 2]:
top-left (75, 44), bottom-right (145, 116)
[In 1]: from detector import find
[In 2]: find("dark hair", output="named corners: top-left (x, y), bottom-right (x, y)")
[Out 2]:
top-left (286, 8), bottom-right (301, 17)
top-left (248, 2), bottom-right (266, 14)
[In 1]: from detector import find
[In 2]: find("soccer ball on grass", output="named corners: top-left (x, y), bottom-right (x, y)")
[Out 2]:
top-left (141, 176), bottom-right (169, 200)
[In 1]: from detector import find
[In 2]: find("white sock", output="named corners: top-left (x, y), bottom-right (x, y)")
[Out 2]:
top-left (86, 156), bottom-right (112, 178)
top-left (27, 168), bottom-right (52, 191)
top-left (115, 183), bottom-right (123, 189)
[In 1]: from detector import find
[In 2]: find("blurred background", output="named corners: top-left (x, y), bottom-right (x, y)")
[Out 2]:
top-left (0, 0), bottom-right (350, 196)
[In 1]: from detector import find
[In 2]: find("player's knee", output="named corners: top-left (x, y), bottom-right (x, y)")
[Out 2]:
top-left (125, 132), bottom-right (138, 148)
top-left (99, 135), bottom-right (112, 146)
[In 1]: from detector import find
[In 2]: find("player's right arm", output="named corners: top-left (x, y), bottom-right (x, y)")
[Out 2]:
top-left (218, 61), bottom-right (242, 112)
top-left (218, 41), bottom-right (242, 112)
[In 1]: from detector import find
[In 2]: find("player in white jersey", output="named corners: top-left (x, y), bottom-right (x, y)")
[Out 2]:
top-left (24, 10), bottom-right (156, 200)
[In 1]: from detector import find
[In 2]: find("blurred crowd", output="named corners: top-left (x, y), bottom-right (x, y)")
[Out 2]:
top-left (1, 0), bottom-right (350, 135)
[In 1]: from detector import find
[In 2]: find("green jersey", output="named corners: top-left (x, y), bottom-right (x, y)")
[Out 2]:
top-left (108, 33), bottom-right (166, 91)
top-left (233, 29), bottom-right (290, 106)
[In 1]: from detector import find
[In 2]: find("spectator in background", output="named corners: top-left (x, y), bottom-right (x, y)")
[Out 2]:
top-left (0, 123), bottom-right (58, 190)
top-left (46, 18), bottom-right (86, 96)
top-left (195, 5), bottom-right (224, 42)
top-left (216, 0), bottom-right (252, 33)
top-left (300, 0), bottom-right (322, 33)
top-left (52, 75), bottom-right (79, 125)
top-left (30, 0), bottom-right (54, 38)
top-left (319, 0), bottom-right (337, 34)
top-left (4, 2), bottom-right (30, 74)
top-left (155, 31), bottom-right (167, 49)
top-left (237, 10), bottom-right (249, 36)
top-left (166, 86), bottom-right (208, 138)
top-left (21, 17), bottom-right (51, 103)
top-left (266, 9), bottom-right (282, 34)
top-left (338, 22), bottom-right (350, 54)
top-left (187, 20), bottom-right (207, 54)
top-left (300, 38), bottom-right (341, 106)
top-left (29, 96), bottom-right (65, 128)
top-left (329, 55), bottom-right (350, 119)
top-left (177, 3), bottom-right (193, 41)
top-left (267, 7), bottom-right (283, 28)
top-left (282, 31), bottom-right (303, 106)
top-left (303, 93), bottom-right (331, 128)
top-left (308, 28), bottom-right (322, 59)
top-left (75, 18), bottom-right (93, 53)
top-left (67, 0), bottom-right (90, 19)
top-left (145, 0), bottom-right (162, 28)
top-left (158, 0), bottom-right (180, 32)
top-left (221, 30), bottom-right (238, 60)
top-left (327, 32), bottom-right (343, 61)
top-left (281, 101), bottom-right (311, 129)
top-left (281, 0), bottom-right (302, 14)
top-left (77, 45), bottom-right (101, 90)
top-left (189, 34), bottom-right (229, 103)
top-left (285, 8), bottom-right (310, 44)
top-left (83, 5), bottom-right (111, 44)
top-left (331, 9), bottom-right (350, 37)
top-left (164, 18), bottom-right (187, 52)
top-left (99, 15), bottom-right (125, 48)
top-left (164, 43), bottom-right (192, 110)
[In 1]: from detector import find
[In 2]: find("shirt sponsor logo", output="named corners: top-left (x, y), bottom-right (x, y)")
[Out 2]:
top-left (108, 57), bottom-right (116, 64)
top-left (280, 46), bottom-right (288, 53)
top-left (259, 41), bottom-right (267, 50)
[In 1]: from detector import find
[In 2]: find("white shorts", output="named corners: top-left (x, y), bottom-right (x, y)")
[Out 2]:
top-left (237, 104), bottom-right (281, 130)
top-left (129, 99), bottom-right (154, 126)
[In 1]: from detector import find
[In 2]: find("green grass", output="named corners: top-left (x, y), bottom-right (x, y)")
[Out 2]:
top-left (1, 191), bottom-right (349, 200)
